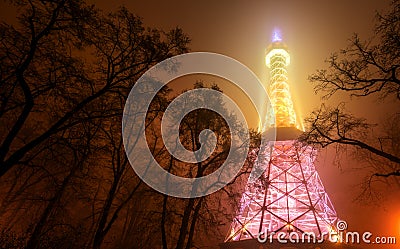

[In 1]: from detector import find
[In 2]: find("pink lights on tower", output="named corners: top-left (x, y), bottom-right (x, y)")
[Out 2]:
top-left (223, 32), bottom-right (339, 246)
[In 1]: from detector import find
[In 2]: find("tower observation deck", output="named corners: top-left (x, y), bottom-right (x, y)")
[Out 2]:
top-left (265, 41), bottom-right (296, 129)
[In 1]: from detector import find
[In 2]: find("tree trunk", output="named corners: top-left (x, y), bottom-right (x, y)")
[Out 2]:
top-left (26, 166), bottom-right (76, 249)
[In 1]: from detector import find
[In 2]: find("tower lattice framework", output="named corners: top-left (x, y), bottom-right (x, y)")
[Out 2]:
top-left (224, 35), bottom-right (338, 245)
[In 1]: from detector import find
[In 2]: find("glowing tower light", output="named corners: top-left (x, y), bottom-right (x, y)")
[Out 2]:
top-left (222, 32), bottom-right (339, 248)
top-left (265, 40), bottom-right (296, 129)
top-left (272, 28), bottom-right (282, 42)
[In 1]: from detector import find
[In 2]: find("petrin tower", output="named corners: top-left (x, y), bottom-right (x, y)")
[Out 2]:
top-left (222, 33), bottom-right (339, 248)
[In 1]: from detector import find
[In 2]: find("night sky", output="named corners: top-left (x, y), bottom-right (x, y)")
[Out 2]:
top-left (1, 0), bottom-right (399, 248)
top-left (87, 2), bottom-right (399, 247)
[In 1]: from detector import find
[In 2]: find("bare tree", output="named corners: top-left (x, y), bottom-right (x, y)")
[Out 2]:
top-left (0, 1), bottom-right (189, 248)
top-left (0, 1), bottom-right (189, 177)
top-left (0, 0), bottom-right (96, 176)
top-left (310, 1), bottom-right (400, 100)
top-left (301, 0), bottom-right (400, 179)
top-left (89, 83), bottom-right (172, 249)
top-left (141, 82), bottom-right (254, 249)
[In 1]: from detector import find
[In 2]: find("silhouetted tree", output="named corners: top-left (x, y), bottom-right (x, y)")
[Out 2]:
top-left (0, 0), bottom-right (189, 177)
top-left (0, 1), bottom-right (189, 248)
top-left (144, 82), bottom-right (254, 249)
top-left (301, 0), bottom-right (400, 179)
top-left (1, 1), bottom-right (257, 248)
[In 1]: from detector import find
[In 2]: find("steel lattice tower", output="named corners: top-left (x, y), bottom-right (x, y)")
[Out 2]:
top-left (223, 33), bottom-right (338, 247)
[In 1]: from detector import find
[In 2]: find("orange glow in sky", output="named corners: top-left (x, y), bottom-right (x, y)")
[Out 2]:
top-left (2, 0), bottom-right (395, 247)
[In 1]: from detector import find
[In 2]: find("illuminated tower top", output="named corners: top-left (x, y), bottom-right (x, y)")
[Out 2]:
top-left (265, 32), bottom-right (298, 130)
